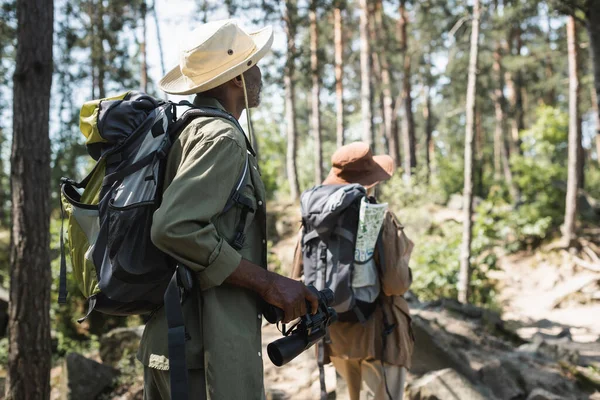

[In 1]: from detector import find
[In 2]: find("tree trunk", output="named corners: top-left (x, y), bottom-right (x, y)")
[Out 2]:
top-left (88, 0), bottom-right (96, 99)
top-left (359, 0), bottom-right (373, 146)
top-left (458, 0), bottom-right (480, 305)
top-left (475, 106), bottom-right (484, 197)
top-left (493, 44), bottom-right (519, 201)
top-left (140, 0), bottom-right (148, 93)
top-left (587, 1), bottom-right (600, 167)
top-left (152, 0), bottom-right (165, 76)
top-left (284, 0), bottom-right (300, 201)
top-left (334, 4), bottom-right (344, 148)
top-left (592, 87), bottom-right (600, 166)
top-left (374, 0), bottom-right (399, 167)
top-left (545, 12), bottom-right (555, 105)
top-left (399, 0), bottom-right (416, 178)
top-left (368, 2), bottom-right (383, 153)
top-left (504, 27), bottom-right (524, 156)
top-left (97, 0), bottom-right (105, 98)
top-left (6, 0), bottom-right (53, 398)
top-left (493, 44), bottom-right (503, 180)
top-left (89, 0), bottom-right (105, 98)
top-left (309, 1), bottom-right (323, 185)
top-left (563, 16), bottom-right (581, 247)
top-left (423, 85), bottom-right (433, 184)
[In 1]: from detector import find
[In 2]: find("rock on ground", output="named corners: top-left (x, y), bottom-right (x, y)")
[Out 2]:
top-left (527, 388), bottom-right (570, 400)
top-left (59, 352), bottom-right (118, 400)
top-left (407, 368), bottom-right (489, 400)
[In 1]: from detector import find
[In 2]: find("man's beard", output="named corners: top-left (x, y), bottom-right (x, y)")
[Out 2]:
top-left (246, 81), bottom-right (262, 108)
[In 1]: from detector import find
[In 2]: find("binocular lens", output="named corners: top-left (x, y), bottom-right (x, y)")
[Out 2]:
top-left (267, 335), bottom-right (308, 367)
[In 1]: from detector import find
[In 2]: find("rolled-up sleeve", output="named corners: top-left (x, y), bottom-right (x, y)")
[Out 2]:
top-left (151, 123), bottom-right (246, 290)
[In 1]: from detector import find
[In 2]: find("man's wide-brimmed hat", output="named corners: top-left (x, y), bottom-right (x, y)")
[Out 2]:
top-left (159, 19), bottom-right (273, 95)
top-left (323, 142), bottom-right (394, 189)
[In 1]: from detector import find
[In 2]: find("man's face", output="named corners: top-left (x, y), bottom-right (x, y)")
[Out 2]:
top-left (243, 65), bottom-right (262, 108)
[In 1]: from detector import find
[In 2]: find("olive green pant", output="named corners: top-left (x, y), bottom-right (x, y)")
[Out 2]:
top-left (143, 367), bottom-right (206, 400)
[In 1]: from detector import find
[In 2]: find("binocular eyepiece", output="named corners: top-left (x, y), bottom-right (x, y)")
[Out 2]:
top-left (264, 286), bottom-right (337, 367)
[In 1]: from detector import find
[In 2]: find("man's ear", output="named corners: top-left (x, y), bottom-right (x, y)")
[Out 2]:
top-left (232, 75), bottom-right (243, 88)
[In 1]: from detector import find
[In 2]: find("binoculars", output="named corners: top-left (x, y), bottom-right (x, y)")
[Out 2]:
top-left (263, 286), bottom-right (338, 367)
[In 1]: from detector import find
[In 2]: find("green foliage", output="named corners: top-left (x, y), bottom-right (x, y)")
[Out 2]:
top-left (0, 337), bottom-right (7, 366)
top-left (408, 218), bottom-right (499, 307)
top-left (54, 331), bottom-right (100, 359)
top-left (50, 218), bottom-right (89, 344)
top-left (379, 167), bottom-right (447, 210)
top-left (476, 192), bottom-right (556, 252)
top-left (475, 106), bottom-right (569, 251)
top-left (435, 156), bottom-right (466, 204)
top-left (410, 222), bottom-right (461, 301)
top-left (585, 164), bottom-right (600, 200)
top-left (252, 115), bottom-right (286, 200)
top-left (0, 228), bottom-right (8, 287)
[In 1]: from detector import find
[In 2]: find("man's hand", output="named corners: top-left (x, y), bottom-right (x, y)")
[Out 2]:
top-left (261, 273), bottom-right (319, 323)
top-left (225, 258), bottom-right (319, 323)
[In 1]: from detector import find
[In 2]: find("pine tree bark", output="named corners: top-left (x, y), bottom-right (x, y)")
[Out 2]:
top-left (423, 85), bottom-right (433, 184)
top-left (368, 2), bottom-right (383, 153)
top-left (587, 0), bottom-right (600, 167)
top-left (334, 3), bottom-right (344, 148)
top-left (563, 16), bottom-right (581, 247)
top-left (89, 0), bottom-right (105, 98)
top-left (504, 27), bottom-right (524, 156)
top-left (545, 12), bottom-right (555, 105)
top-left (458, 0), bottom-right (480, 305)
top-left (88, 0), bottom-right (96, 99)
top-left (152, 0), bottom-right (165, 76)
top-left (6, 0), bottom-right (53, 398)
top-left (374, 0), bottom-right (399, 167)
top-left (493, 44), bottom-right (503, 180)
top-left (96, 0), bottom-right (105, 98)
top-left (284, 0), bottom-right (300, 201)
top-left (309, 0), bottom-right (323, 185)
top-left (359, 0), bottom-right (373, 146)
top-left (140, 0), bottom-right (148, 93)
top-left (493, 43), bottom-right (519, 201)
top-left (475, 106), bottom-right (484, 197)
top-left (592, 87), bottom-right (600, 167)
top-left (398, 0), bottom-right (416, 177)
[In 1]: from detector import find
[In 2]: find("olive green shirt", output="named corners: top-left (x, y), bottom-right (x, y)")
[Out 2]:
top-left (137, 96), bottom-right (267, 399)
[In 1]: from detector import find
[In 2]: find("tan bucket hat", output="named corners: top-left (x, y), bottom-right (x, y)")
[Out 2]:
top-left (323, 142), bottom-right (395, 189)
top-left (159, 19), bottom-right (274, 95)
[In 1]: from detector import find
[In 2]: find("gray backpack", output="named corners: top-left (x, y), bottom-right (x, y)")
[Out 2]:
top-left (300, 184), bottom-right (383, 323)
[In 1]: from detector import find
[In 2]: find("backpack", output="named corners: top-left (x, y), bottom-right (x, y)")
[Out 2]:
top-left (59, 91), bottom-right (254, 400)
top-left (300, 183), bottom-right (384, 323)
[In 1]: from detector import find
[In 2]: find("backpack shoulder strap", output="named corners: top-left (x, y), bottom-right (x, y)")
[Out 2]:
top-left (172, 104), bottom-right (255, 250)
top-left (171, 104), bottom-right (256, 157)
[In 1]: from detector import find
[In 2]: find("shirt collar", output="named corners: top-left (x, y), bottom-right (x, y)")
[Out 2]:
top-left (193, 95), bottom-right (226, 111)
top-left (191, 95), bottom-right (257, 157)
